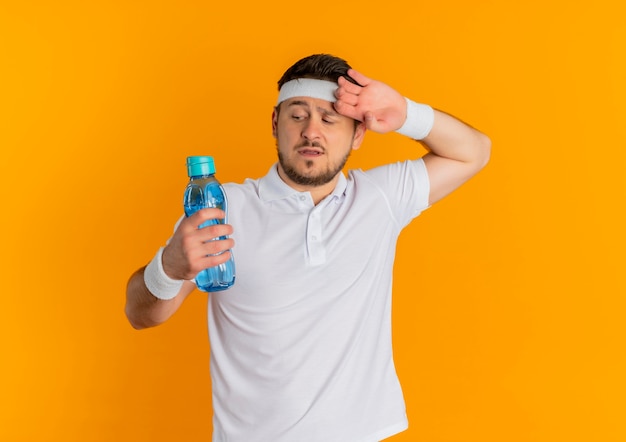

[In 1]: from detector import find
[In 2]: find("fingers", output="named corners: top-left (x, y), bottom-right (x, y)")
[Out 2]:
top-left (179, 208), bottom-right (232, 244)
top-left (188, 207), bottom-right (225, 227)
top-left (335, 78), bottom-right (362, 120)
top-left (335, 85), bottom-right (360, 106)
top-left (335, 69), bottom-right (373, 121)
top-left (198, 248), bottom-right (233, 272)
top-left (181, 208), bottom-right (231, 235)
top-left (337, 76), bottom-right (363, 96)
top-left (347, 69), bottom-right (371, 87)
top-left (187, 233), bottom-right (234, 273)
top-left (178, 231), bottom-right (235, 278)
top-left (197, 237), bottom-right (235, 258)
top-left (167, 208), bottom-right (235, 280)
top-left (333, 100), bottom-right (362, 121)
top-left (173, 239), bottom-right (234, 279)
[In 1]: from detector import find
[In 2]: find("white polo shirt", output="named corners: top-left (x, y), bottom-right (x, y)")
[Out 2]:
top-left (206, 159), bottom-right (430, 442)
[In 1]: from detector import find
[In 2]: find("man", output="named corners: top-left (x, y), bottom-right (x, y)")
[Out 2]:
top-left (126, 53), bottom-right (490, 441)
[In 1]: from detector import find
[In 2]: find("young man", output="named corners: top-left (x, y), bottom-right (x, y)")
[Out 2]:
top-left (126, 54), bottom-right (491, 441)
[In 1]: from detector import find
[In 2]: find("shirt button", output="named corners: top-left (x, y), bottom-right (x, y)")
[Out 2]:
top-left (299, 195), bottom-right (306, 201)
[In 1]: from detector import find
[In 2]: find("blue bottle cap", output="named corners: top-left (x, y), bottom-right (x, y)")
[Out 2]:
top-left (186, 156), bottom-right (215, 177)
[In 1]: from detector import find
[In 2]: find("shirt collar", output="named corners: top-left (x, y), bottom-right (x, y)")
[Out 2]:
top-left (259, 163), bottom-right (348, 203)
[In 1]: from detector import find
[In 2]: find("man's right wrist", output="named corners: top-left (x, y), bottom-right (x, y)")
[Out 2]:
top-left (143, 247), bottom-right (184, 300)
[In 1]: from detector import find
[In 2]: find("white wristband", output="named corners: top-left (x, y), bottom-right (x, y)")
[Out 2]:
top-left (396, 97), bottom-right (435, 140)
top-left (143, 247), bottom-right (184, 300)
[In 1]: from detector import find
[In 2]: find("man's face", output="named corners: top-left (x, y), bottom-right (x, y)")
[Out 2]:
top-left (272, 97), bottom-right (365, 189)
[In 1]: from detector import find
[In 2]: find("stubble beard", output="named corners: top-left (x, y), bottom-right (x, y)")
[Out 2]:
top-left (277, 141), bottom-right (352, 187)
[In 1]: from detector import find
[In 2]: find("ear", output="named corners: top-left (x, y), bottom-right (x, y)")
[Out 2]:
top-left (271, 108), bottom-right (278, 138)
top-left (351, 121), bottom-right (366, 150)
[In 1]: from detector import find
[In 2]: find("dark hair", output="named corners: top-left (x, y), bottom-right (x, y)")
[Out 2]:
top-left (277, 54), bottom-right (359, 90)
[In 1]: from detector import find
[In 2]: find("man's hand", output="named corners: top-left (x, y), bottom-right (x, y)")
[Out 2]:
top-left (333, 69), bottom-right (407, 134)
top-left (162, 208), bottom-right (234, 281)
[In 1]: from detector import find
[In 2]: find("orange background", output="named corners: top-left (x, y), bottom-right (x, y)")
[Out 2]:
top-left (1, 1), bottom-right (625, 441)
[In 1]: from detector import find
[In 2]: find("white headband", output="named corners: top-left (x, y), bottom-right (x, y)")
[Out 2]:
top-left (277, 78), bottom-right (337, 105)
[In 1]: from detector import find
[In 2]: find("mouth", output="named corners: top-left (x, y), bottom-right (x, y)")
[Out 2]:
top-left (297, 147), bottom-right (324, 157)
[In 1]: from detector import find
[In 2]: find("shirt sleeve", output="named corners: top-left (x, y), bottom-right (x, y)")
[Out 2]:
top-left (362, 158), bottom-right (431, 228)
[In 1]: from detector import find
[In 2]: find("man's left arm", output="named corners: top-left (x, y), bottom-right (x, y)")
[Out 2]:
top-left (334, 69), bottom-right (491, 206)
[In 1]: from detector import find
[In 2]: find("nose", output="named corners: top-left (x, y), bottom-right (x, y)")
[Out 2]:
top-left (302, 117), bottom-right (322, 141)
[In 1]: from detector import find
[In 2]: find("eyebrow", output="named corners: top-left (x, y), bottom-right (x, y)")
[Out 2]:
top-left (287, 100), bottom-right (339, 117)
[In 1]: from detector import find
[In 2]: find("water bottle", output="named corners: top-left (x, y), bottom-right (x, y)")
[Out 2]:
top-left (183, 155), bottom-right (235, 292)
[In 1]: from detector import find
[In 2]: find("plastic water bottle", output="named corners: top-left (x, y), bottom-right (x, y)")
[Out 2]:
top-left (183, 155), bottom-right (235, 292)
